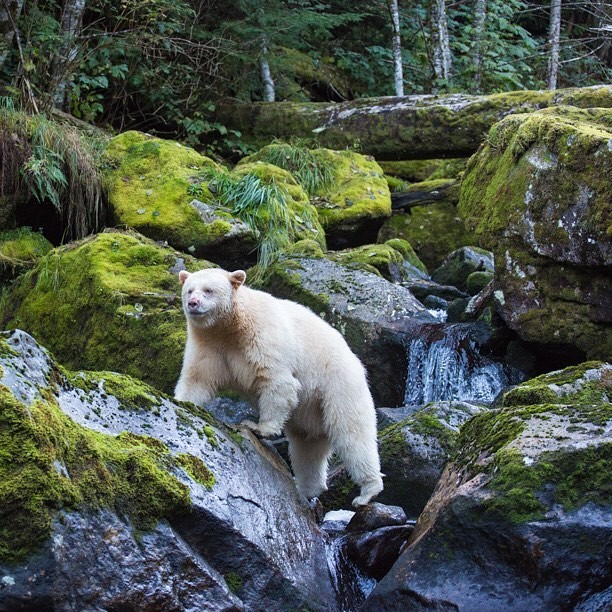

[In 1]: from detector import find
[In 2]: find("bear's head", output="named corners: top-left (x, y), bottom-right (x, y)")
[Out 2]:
top-left (179, 268), bottom-right (246, 328)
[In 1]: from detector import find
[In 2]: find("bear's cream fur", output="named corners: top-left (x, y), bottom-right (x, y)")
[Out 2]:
top-left (174, 268), bottom-right (383, 507)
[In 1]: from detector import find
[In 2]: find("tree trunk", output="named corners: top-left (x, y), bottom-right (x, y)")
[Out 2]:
top-left (387, 0), bottom-right (404, 96)
top-left (260, 44), bottom-right (275, 102)
top-left (430, 0), bottom-right (452, 85)
top-left (547, 0), bottom-right (562, 90)
top-left (472, 0), bottom-right (487, 93)
top-left (0, 0), bottom-right (24, 71)
top-left (214, 86), bottom-right (611, 161)
top-left (51, 0), bottom-right (87, 109)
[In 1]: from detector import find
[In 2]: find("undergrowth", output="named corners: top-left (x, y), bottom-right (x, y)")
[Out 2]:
top-left (0, 97), bottom-right (107, 240)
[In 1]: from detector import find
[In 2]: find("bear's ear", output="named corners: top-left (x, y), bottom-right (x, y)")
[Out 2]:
top-left (179, 270), bottom-right (191, 285)
top-left (229, 270), bottom-right (246, 288)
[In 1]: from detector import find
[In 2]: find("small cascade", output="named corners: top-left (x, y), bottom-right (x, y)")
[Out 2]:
top-left (326, 536), bottom-right (377, 612)
top-left (404, 323), bottom-right (522, 405)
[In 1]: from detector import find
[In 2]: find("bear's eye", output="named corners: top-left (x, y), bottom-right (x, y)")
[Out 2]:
top-left (203, 288), bottom-right (213, 296)
top-left (187, 289), bottom-right (193, 295)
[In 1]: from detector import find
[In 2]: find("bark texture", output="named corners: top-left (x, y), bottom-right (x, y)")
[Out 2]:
top-left (547, 0), bottom-right (562, 90)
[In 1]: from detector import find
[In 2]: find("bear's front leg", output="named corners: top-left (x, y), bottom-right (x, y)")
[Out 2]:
top-left (241, 375), bottom-right (300, 437)
top-left (174, 375), bottom-right (215, 407)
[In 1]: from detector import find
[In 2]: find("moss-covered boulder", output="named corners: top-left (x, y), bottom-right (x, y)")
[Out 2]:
top-left (0, 329), bottom-right (336, 610)
top-left (257, 255), bottom-right (435, 406)
top-left (0, 230), bottom-right (213, 393)
top-left (378, 203), bottom-right (477, 271)
top-left (104, 131), bottom-right (258, 268)
top-left (0, 227), bottom-right (53, 281)
top-left (365, 361), bottom-right (611, 610)
top-left (241, 144), bottom-right (391, 248)
top-left (458, 107), bottom-right (612, 359)
top-left (327, 240), bottom-right (427, 283)
top-left (431, 246), bottom-right (494, 291)
top-left (322, 402), bottom-right (484, 518)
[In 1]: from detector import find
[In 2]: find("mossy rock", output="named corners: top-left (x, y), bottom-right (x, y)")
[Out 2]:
top-left (231, 161), bottom-right (326, 249)
top-left (0, 230), bottom-right (213, 393)
top-left (327, 240), bottom-right (427, 282)
top-left (242, 145), bottom-right (391, 248)
top-left (378, 204), bottom-right (477, 271)
top-left (379, 160), bottom-right (446, 182)
top-left (466, 270), bottom-right (494, 295)
top-left (502, 361), bottom-right (611, 408)
top-left (104, 131), bottom-right (258, 268)
top-left (459, 106), bottom-right (611, 263)
top-left (0, 227), bottom-right (53, 281)
top-left (458, 108), bottom-right (612, 359)
top-left (431, 246), bottom-right (494, 291)
top-left (385, 175), bottom-right (411, 192)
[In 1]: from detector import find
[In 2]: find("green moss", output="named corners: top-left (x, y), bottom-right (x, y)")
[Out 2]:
top-left (466, 270), bottom-right (493, 295)
top-left (379, 160), bottom-right (446, 182)
top-left (385, 175), bottom-right (411, 192)
top-left (104, 131), bottom-right (257, 260)
top-left (486, 444), bottom-right (611, 523)
top-left (68, 370), bottom-right (165, 411)
top-left (378, 204), bottom-right (477, 270)
top-left (459, 107), bottom-right (612, 249)
top-left (176, 453), bottom-right (215, 489)
top-left (224, 571), bottom-right (243, 593)
top-left (284, 239), bottom-right (325, 258)
top-left (503, 362), bottom-right (610, 408)
top-left (0, 228), bottom-right (53, 281)
top-left (0, 385), bottom-right (192, 564)
top-left (0, 231), bottom-right (212, 393)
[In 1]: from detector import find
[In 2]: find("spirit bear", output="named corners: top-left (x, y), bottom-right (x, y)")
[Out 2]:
top-left (175, 268), bottom-right (383, 507)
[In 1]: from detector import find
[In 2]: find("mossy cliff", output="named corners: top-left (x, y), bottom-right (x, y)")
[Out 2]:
top-left (0, 231), bottom-right (211, 392)
top-left (240, 144), bottom-right (391, 248)
top-left (104, 131), bottom-right (258, 267)
top-left (458, 107), bottom-right (612, 359)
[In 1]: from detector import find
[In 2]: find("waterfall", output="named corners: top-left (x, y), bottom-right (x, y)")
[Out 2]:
top-left (404, 323), bottom-right (522, 405)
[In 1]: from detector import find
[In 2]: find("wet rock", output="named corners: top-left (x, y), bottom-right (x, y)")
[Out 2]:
top-left (344, 524), bottom-right (414, 582)
top-left (0, 330), bottom-right (337, 611)
top-left (431, 246), bottom-right (494, 292)
top-left (346, 503), bottom-right (407, 532)
top-left (459, 106), bottom-right (612, 360)
top-left (365, 362), bottom-right (611, 610)
top-left (258, 255), bottom-right (435, 406)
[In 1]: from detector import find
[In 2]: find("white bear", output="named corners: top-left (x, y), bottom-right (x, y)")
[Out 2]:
top-left (174, 268), bottom-right (383, 507)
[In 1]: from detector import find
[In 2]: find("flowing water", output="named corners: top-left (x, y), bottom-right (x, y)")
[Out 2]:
top-left (404, 322), bottom-right (523, 405)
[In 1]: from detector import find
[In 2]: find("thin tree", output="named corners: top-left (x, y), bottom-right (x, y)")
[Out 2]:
top-left (471, 0), bottom-right (487, 93)
top-left (430, 0), bottom-right (452, 86)
top-left (51, 0), bottom-right (87, 109)
top-left (260, 42), bottom-right (275, 102)
top-left (547, 0), bottom-right (562, 89)
top-left (0, 0), bottom-right (24, 71)
top-left (387, 0), bottom-right (404, 96)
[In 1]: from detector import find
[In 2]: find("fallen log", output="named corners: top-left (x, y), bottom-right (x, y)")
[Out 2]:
top-left (391, 179), bottom-right (459, 210)
top-left (215, 85), bottom-right (611, 160)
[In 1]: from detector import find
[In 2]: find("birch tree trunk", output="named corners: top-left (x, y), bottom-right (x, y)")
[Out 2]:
top-left (387, 0), bottom-right (404, 96)
top-left (547, 0), bottom-right (562, 90)
top-left (51, 0), bottom-right (87, 109)
top-left (472, 0), bottom-right (487, 93)
top-left (0, 0), bottom-right (24, 71)
top-left (430, 0), bottom-right (452, 85)
top-left (260, 44), bottom-right (275, 102)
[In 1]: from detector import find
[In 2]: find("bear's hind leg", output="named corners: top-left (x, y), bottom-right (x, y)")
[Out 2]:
top-left (286, 430), bottom-right (332, 500)
top-left (330, 415), bottom-right (384, 507)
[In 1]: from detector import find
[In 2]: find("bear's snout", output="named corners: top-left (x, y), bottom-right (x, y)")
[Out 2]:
top-left (188, 296), bottom-right (200, 309)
